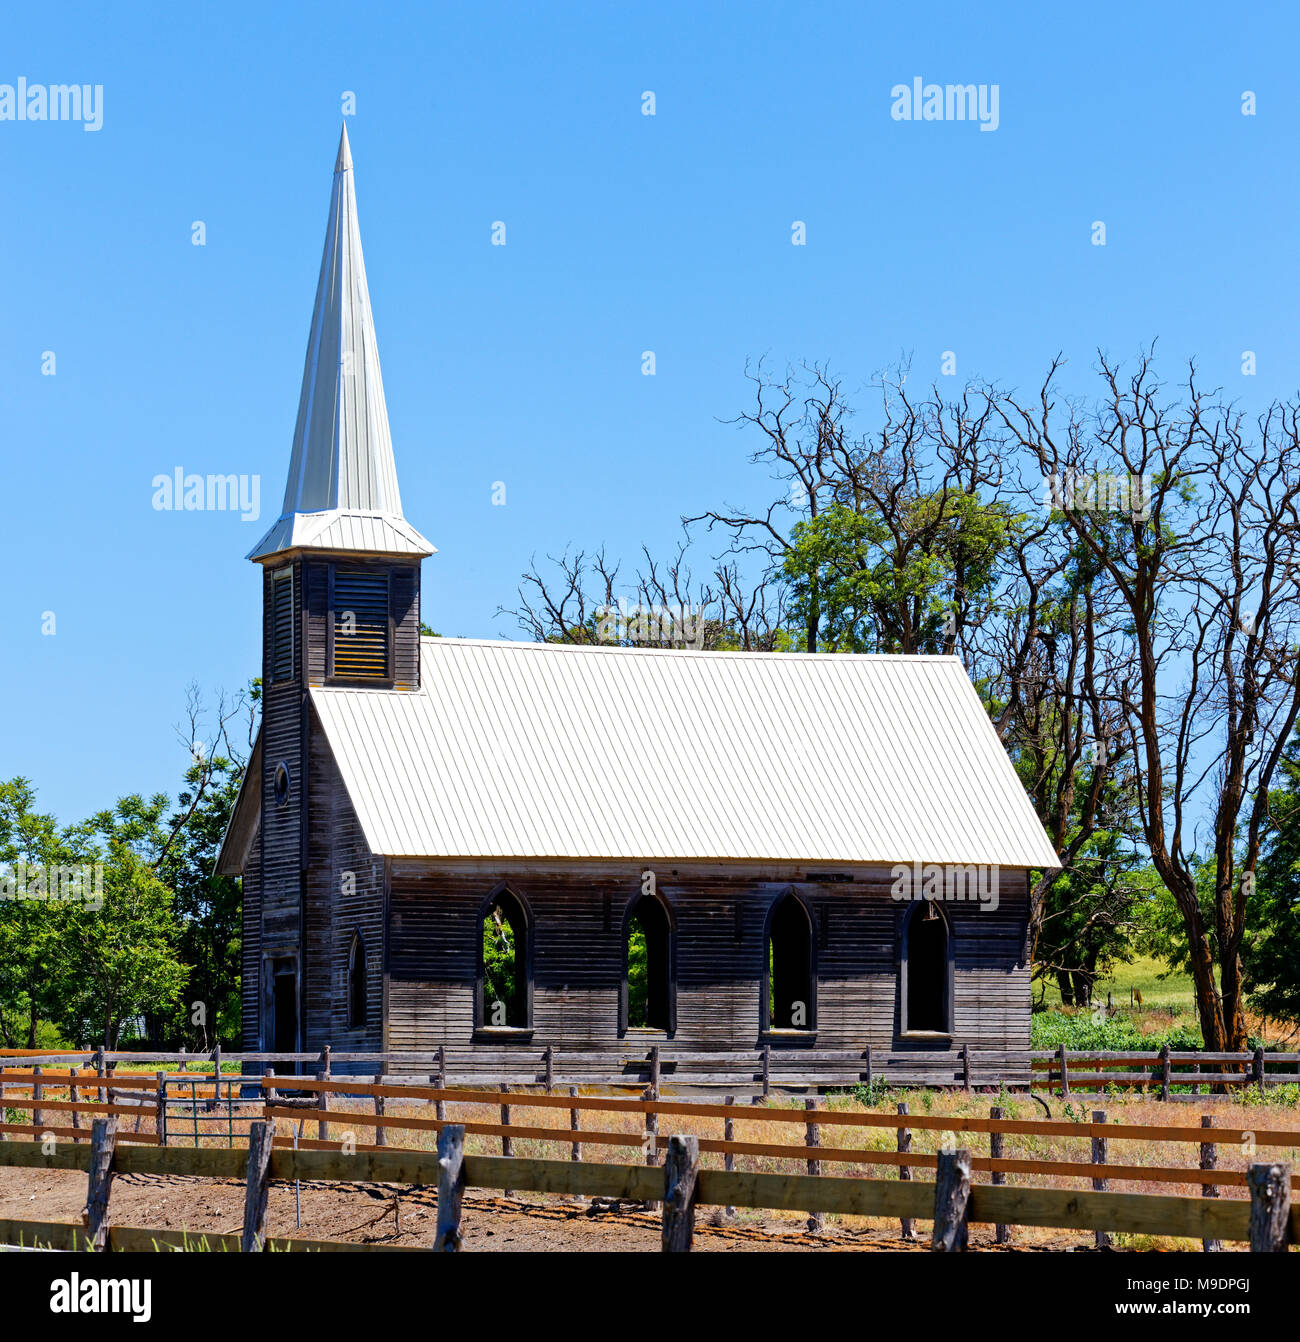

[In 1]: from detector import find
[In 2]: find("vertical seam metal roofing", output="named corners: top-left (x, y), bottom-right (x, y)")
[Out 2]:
top-left (307, 638), bottom-right (1062, 868)
top-left (247, 126), bottom-right (434, 563)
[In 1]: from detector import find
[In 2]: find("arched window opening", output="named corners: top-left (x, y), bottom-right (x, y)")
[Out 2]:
top-left (481, 889), bottom-right (529, 1028)
top-left (347, 932), bottom-right (366, 1029)
top-left (766, 893), bottom-right (814, 1031)
top-left (626, 896), bottom-right (671, 1031)
top-left (904, 901), bottom-right (950, 1034)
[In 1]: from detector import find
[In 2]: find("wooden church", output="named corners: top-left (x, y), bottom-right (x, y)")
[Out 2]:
top-left (217, 127), bottom-right (1060, 1086)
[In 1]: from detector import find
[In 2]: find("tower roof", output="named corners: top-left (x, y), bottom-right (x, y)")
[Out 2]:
top-left (249, 124), bottom-right (435, 562)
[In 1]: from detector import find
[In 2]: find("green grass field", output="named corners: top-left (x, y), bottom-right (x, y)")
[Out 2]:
top-left (1040, 954), bottom-right (1198, 1013)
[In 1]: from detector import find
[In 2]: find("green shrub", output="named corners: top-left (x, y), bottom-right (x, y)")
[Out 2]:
top-left (1031, 1009), bottom-right (1203, 1052)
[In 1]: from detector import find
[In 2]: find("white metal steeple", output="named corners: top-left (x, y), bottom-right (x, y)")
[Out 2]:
top-left (249, 124), bottom-right (434, 562)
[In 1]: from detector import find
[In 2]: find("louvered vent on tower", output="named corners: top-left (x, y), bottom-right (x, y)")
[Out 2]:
top-left (271, 567), bottom-right (295, 682)
top-left (332, 570), bottom-right (390, 680)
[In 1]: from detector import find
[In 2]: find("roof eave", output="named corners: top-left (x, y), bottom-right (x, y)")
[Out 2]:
top-left (215, 731), bottom-right (263, 876)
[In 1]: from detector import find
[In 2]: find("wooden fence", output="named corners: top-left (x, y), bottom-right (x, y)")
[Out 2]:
top-left (5, 1068), bottom-right (1300, 1232)
top-left (5, 1042), bottom-right (1298, 1096)
top-left (1035, 1045), bottom-right (1300, 1099)
top-left (0, 1126), bottom-right (1293, 1253)
top-left (1, 1045), bottom-right (967, 1093)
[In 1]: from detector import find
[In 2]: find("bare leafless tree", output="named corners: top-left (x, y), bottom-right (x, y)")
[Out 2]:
top-left (997, 352), bottom-right (1300, 1047)
top-left (155, 683), bottom-right (252, 869)
top-left (499, 544), bottom-right (785, 651)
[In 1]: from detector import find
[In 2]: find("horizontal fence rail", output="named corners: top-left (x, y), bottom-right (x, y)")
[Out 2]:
top-left (0, 1132), bottom-right (1294, 1253)
top-left (1032, 1045), bottom-right (1300, 1100)
top-left (0, 1045), bottom-right (984, 1093)
top-left (5, 1043), bottom-right (1299, 1099)
top-left (5, 1067), bottom-right (1300, 1244)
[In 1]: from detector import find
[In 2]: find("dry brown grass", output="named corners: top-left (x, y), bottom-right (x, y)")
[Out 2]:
top-left (298, 1085), bottom-right (1300, 1251)
top-left (7, 1078), bottom-right (1299, 1250)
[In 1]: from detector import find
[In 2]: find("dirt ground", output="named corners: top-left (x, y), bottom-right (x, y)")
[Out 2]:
top-left (0, 1166), bottom-right (1082, 1252)
top-left (6, 1086), bottom-right (1291, 1251)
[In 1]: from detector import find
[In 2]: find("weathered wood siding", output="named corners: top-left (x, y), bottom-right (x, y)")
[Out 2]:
top-left (242, 555), bottom-right (420, 1054)
top-left (258, 561), bottom-right (306, 1049)
top-left (302, 708), bottom-right (386, 1062)
top-left (240, 827), bottom-right (262, 1052)
top-left (385, 862), bottom-right (1031, 1083)
top-left (389, 564), bottom-right (420, 691)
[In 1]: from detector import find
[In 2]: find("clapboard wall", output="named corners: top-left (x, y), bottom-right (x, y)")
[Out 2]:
top-left (384, 860), bottom-right (1032, 1083)
top-left (301, 708), bottom-right (386, 1057)
top-left (256, 560), bottom-right (306, 1050)
top-left (239, 827), bottom-right (263, 1052)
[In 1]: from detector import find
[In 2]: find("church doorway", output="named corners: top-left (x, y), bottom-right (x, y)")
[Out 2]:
top-left (270, 958), bottom-right (299, 1057)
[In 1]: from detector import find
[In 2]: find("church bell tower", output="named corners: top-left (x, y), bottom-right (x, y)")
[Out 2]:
top-left (243, 125), bottom-right (434, 1051)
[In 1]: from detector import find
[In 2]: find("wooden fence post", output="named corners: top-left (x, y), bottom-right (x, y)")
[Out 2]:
top-left (433, 1124), bottom-right (466, 1251)
top-left (1057, 1042), bottom-right (1069, 1097)
top-left (662, 1134), bottom-right (699, 1252)
top-left (804, 1098), bottom-right (824, 1233)
top-left (316, 1045), bottom-right (330, 1141)
top-left (435, 1046), bottom-right (446, 1122)
top-left (1091, 1110), bottom-right (1111, 1249)
top-left (213, 1043), bottom-right (222, 1108)
top-left (241, 1119), bottom-right (274, 1251)
top-left (69, 1074), bottom-right (81, 1142)
top-left (642, 1048), bottom-right (663, 1209)
top-left (263, 1067), bottom-right (277, 1107)
top-left (155, 1072), bottom-right (166, 1147)
top-left (374, 1091), bottom-right (386, 1147)
top-left (897, 1102), bottom-right (916, 1241)
top-left (32, 1065), bottom-right (43, 1132)
top-left (1247, 1162), bottom-right (1291, 1252)
top-left (990, 1105), bottom-right (1009, 1245)
top-left (500, 1083), bottom-right (514, 1198)
top-left (569, 1086), bottom-right (581, 1163)
top-left (1200, 1114), bottom-right (1221, 1253)
top-left (961, 1044), bottom-right (971, 1091)
top-left (544, 1044), bottom-right (554, 1093)
top-left (95, 1045), bottom-right (106, 1106)
top-left (1252, 1045), bottom-right (1266, 1092)
top-left (82, 1116), bottom-right (117, 1252)
top-left (931, 1147), bottom-right (971, 1252)
top-left (1159, 1044), bottom-right (1171, 1102)
top-left (644, 1046), bottom-right (661, 1155)
top-left (863, 1044), bottom-right (872, 1092)
top-left (723, 1095), bottom-right (736, 1220)
top-left (761, 1043), bottom-right (771, 1102)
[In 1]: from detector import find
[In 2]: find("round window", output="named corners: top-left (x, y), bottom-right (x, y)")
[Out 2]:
top-left (273, 761), bottom-right (291, 807)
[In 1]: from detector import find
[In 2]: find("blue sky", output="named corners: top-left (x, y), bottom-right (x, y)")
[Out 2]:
top-left (3, 2), bottom-right (1298, 825)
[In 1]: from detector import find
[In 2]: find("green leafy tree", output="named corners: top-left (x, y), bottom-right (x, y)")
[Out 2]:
top-left (0, 780), bottom-right (90, 1047)
top-left (55, 839), bottom-right (187, 1048)
top-left (1243, 736), bottom-right (1300, 1024)
top-left (482, 904), bottom-right (523, 1026)
top-left (626, 917), bottom-right (649, 1027)
top-left (1034, 824), bottom-right (1146, 1007)
top-left (783, 493), bottom-right (1020, 654)
top-left (97, 682), bottom-right (254, 1047)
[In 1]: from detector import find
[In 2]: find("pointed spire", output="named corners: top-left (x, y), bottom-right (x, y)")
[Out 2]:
top-left (249, 126), bottom-right (434, 562)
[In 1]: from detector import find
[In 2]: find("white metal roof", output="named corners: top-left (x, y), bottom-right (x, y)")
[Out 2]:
top-left (309, 638), bottom-right (1061, 868)
top-left (249, 125), bottom-right (434, 562)
top-left (249, 510), bottom-right (435, 560)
